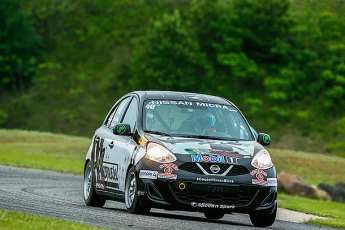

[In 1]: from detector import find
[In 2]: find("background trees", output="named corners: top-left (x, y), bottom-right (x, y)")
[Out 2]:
top-left (0, 0), bottom-right (344, 156)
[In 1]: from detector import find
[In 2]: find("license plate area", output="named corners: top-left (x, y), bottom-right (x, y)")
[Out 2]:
top-left (191, 184), bottom-right (239, 194)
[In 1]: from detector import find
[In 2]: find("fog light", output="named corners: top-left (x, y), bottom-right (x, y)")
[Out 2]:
top-left (178, 182), bottom-right (186, 190)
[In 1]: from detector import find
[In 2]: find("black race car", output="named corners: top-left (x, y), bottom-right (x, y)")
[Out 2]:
top-left (83, 91), bottom-right (277, 227)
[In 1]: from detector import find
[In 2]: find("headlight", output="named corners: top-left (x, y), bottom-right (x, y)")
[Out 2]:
top-left (145, 143), bottom-right (177, 163)
top-left (251, 149), bottom-right (272, 169)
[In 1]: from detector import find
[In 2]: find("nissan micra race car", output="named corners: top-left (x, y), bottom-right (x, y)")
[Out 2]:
top-left (83, 91), bottom-right (277, 227)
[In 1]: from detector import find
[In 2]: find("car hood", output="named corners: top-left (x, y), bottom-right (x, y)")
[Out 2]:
top-left (146, 134), bottom-right (265, 158)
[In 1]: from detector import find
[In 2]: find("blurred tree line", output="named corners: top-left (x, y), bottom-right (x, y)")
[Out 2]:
top-left (0, 0), bottom-right (345, 156)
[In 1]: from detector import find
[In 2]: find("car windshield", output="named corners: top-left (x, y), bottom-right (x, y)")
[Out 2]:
top-left (143, 100), bottom-right (254, 141)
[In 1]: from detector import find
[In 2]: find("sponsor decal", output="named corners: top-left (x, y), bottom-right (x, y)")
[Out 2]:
top-left (139, 170), bottom-right (158, 179)
top-left (196, 177), bottom-right (234, 183)
top-left (159, 163), bottom-right (179, 171)
top-left (164, 167), bottom-right (173, 173)
top-left (191, 202), bottom-right (235, 209)
top-left (252, 178), bottom-right (268, 186)
top-left (157, 173), bottom-right (177, 179)
top-left (250, 169), bottom-right (267, 176)
top-left (267, 178), bottom-right (277, 186)
top-left (185, 148), bottom-right (239, 157)
top-left (209, 149), bottom-right (240, 156)
top-left (158, 163), bottom-right (178, 178)
top-left (191, 154), bottom-right (239, 164)
top-left (138, 136), bottom-right (148, 146)
top-left (102, 164), bottom-right (118, 181)
top-left (252, 172), bottom-right (268, 185)
top-left (251, 169), bottom-right (268, 185)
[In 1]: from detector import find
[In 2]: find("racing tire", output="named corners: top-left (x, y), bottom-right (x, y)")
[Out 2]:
top-left (125, 167), bottom-right (151, 214)
top-left (83, 161), bottom-right (106, 207)
top-left (204, 211), bottom-right (225, 220)
top-left (249, 204), bottom-right (277, 227)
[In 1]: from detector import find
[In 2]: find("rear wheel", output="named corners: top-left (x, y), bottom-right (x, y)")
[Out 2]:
top-left (125, 167), bottom-right (150, 214)
top-left (83, 161), bottom-right (106, 207)
top-left (249, 204), bottom-right (277, 227)
top-left (204, 211), bottom-right (225, 220)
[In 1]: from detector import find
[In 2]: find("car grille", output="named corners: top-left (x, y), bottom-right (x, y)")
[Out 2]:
top-left (179, 162), bottom-right (250, 176)
top-left (170, 183), bottom-right (258, 206)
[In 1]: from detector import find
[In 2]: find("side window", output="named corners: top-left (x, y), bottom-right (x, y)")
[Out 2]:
top-left (122, 97), bottom-right (138, 132)
top-left (105, 97), bottom-right (130, 128)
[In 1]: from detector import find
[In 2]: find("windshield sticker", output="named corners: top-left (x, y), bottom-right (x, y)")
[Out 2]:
top-left (146, 101), bottom-right (231, 109)
top-left (145, 104), bottom-right (156, 109)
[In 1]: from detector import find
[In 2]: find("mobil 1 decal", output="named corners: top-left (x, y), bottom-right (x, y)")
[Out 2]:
top-left (191, 154), bottom-right (239, 164)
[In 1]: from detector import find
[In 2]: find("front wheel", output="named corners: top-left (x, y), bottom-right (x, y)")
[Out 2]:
top-left (125, 167), bottom-right (150, 214)
top-left (83, 161), bottom-right (106, 207)
top-left (249, 204), bottom-right (277, 227)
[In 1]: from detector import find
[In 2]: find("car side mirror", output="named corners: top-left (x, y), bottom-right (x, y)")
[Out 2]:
top-left (257, 133), bottom-right (271, 146)
top-left (113, 123), bottom-right (131, 135)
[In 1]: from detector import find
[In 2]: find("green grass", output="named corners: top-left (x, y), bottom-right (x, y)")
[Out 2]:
top-left (1, 129), bottom-right (345, 229)
top-left (269, 147), bottom-right (345, 185)
top-left (278, 193), bottom-right (345, 229)
top-left (0, 209), bottom-right (101, 230)
top-left (0, 129), bottom-right (90, 174)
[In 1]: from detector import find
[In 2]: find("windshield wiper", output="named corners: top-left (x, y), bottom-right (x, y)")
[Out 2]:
top-left (144, 130), bottom-right (171, 136)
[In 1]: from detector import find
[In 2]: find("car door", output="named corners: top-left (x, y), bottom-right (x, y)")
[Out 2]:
top-left (104, 96), bottom-right (140, 193)
top-left (92, 96), bottom-right (131, 192)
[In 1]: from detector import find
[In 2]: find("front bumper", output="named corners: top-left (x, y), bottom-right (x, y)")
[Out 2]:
top-left (135, 158), bottom-right (277, 214)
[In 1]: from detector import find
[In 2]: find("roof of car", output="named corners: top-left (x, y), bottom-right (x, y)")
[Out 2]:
top-left (131, 90), bottom-right (232, 105)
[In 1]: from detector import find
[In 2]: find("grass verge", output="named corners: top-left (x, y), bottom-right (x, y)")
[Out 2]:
top-left (0, 129), bottom-right (89, 174)
top-left (0, 209), bottom-right (101, 230)
top-left (278, 193), bottom-right (345, 229)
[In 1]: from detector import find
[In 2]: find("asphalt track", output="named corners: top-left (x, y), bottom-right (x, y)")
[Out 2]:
top-left (0, 165), bottom-right (339, 230)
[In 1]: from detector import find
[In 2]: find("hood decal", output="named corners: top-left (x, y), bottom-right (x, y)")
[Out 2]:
top-left (150, 135), bottom-right (255, 156)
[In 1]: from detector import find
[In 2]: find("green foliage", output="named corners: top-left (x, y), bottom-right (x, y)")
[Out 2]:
top-left (0, 0), bottom-right (42, 92)
top-left (0, 110), bottom-right (8, 127)
top-left (1, 0), bottom-right (345, 154)
top-left (131, 9), bottom-right (207, 91)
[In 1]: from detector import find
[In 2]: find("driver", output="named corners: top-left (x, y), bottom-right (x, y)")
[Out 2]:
top-left (204, 112), bottom-right (216, 134)
top-left (195, 112), bottom-right (217, 134)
